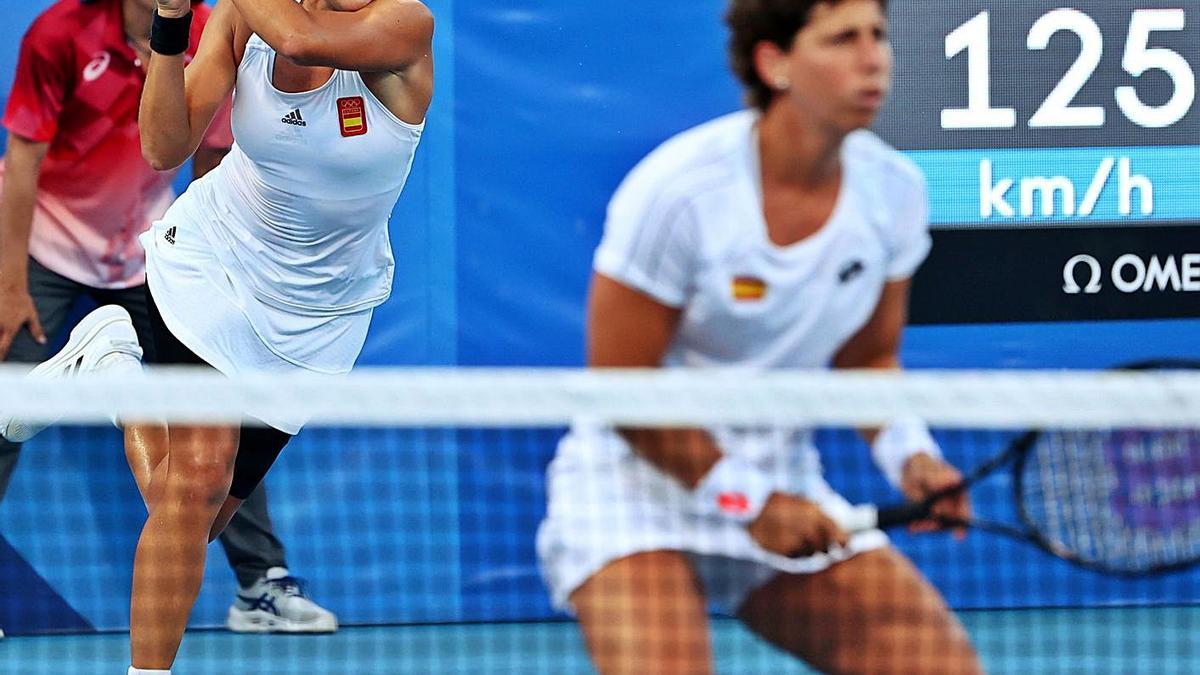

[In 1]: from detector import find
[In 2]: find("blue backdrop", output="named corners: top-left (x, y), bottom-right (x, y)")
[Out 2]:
top-left (1, 0), bottom-right (1197, 635)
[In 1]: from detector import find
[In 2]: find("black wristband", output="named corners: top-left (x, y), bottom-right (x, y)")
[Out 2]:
top-left (150, 11), bottom-right (193, 56)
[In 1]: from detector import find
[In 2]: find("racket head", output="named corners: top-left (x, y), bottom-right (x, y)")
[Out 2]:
top-left (1014, 426), bottom-right (1200, 575)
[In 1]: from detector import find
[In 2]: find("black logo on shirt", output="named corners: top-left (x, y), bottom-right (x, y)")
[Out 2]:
top-left (838, 259), bottom-right (865, 283)
top-left (281, 109), bottom-right (307, 127)
top-left (164, 226), bottom-right (177, 245)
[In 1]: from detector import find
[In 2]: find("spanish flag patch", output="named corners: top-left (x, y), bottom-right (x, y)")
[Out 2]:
top-left (337, 96), bottom-right (367, 137)
top-left (732, 275), bottom-right (767, 301)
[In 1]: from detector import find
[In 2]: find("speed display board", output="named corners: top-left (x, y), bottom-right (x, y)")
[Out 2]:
top-left (874, 1), bottom-right (1199, 323)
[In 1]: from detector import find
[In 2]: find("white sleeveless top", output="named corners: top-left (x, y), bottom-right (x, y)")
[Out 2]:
top-left (204, 34), bottom-right (422, 314)
top-left (142, 35), bottom-right (423, 388)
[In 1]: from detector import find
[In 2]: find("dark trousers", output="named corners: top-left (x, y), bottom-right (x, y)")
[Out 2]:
top-left (0, 258), bottom-right (286, 587)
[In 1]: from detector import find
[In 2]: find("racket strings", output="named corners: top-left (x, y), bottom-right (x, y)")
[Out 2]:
top-left (1021, 429), bottom-right (1200, 572)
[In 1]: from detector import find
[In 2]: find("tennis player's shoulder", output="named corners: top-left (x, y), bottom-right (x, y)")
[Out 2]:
top-left (613, 110), bottom-right (753, 214)
top-left (844, 129), bottom-right (925, 197)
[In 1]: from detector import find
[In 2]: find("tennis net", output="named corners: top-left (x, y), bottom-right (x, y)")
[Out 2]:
top-left (0, 366), bottom-right (1197, 674)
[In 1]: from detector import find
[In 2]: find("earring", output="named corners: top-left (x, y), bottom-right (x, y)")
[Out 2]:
top-left (774, 77), bottom-right (791, 91)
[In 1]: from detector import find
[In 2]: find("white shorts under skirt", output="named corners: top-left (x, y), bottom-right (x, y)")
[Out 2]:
top-left (140, 219), bottom-right (372, 434)
top-left (537, 430), bottom-right (889, 614)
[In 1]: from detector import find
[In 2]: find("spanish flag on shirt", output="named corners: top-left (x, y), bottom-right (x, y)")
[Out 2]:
top-left (338, 96), bottom-right (368, 137)
top-left (732, 276), bottom-right (767, 301)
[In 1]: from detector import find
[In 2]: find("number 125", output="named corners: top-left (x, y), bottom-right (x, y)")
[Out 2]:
top-left (941, 9), bottom-right (1195, 130)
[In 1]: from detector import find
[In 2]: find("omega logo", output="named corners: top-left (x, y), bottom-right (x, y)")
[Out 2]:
top-left (1064, 254), bottom-right (1200, 295)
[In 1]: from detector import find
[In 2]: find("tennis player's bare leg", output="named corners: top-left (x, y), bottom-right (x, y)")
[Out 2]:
top-left (737, 547), bottom-right (982, 675)
top-left (129, 424), bottom-right (239, 669)
top-left (570, 551), bottom-right (714, 675)
top-left (125, 424), bottom-right (245, 541)
top-left (125, 423), bottom-right (168, 503)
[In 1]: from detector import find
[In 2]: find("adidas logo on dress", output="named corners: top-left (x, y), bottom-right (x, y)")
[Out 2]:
top-left (164, 226), bottom-right (176, 245)
top-left (281, 109), bottom-right (307, 127)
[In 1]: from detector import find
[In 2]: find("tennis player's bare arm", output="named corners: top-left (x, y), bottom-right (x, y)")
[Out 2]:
top-left (142, 0), bottom-right (433, 171)
top-left (224, 0), bottom-right (434, 125)
top-left (833, 278), bottom-right (970, 528)
top-left (587, 273), bottom-right (714, 483)
top-left (140, 0), bottom-right (241, 170)
top-left (832, 278), bottom-right (910, 374)
top-left (590, 272), bottom-right (848, 557)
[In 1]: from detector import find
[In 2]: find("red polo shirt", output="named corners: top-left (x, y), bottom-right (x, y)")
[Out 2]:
top-left (1, 0), bottom-right (232, 289)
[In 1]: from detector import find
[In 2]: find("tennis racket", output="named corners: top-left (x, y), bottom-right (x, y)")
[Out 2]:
top-left (838, 360), bottom-right (1200, 576)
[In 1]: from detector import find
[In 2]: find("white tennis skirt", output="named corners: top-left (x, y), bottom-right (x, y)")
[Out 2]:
top-left (537, 427), bottom-right (889, 614)
top-left (140, 217), bottom-right (373, 434)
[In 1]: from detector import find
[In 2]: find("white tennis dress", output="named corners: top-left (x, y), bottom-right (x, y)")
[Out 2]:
top-left (537, 110), bottom-right (931, 612)
top-left (141, 35), bottom-right (423, 433)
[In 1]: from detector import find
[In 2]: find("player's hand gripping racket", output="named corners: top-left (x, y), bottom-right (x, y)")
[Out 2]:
top-left (836, 360), bottom-right (1200, 576)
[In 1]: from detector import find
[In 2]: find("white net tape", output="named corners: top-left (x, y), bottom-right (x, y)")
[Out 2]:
top-left (1, 366), bottom-right (1198, 428)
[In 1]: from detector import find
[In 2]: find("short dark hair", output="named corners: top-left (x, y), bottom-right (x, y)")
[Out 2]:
top-left (725, 0), bottom-right (888, 110)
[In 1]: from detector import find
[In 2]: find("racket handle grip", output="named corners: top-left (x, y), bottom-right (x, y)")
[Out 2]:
top-left (835, 501), bottom-right (936, 533)
top-left (874, 501), bottom-right (933, 529)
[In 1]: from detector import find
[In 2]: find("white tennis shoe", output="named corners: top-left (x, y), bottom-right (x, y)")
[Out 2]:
top-left (226, 567), bottom-right (338, 634)
top-left (0, 304), bottom-right (143, 443)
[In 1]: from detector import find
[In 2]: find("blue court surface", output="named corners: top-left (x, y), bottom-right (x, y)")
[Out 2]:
top-left (2, 607), bottom-right (1196, 674)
